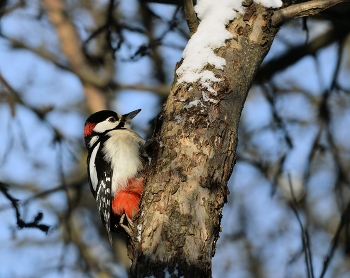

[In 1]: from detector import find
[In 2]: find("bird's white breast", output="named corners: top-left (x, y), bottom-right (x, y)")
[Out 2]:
top-left (103, 129), bottom-right (144, 194)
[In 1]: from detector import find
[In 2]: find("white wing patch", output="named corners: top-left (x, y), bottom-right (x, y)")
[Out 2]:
top-left (89, 142), bottom-right (100, 191)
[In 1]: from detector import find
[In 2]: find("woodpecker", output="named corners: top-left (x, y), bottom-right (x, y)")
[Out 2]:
top-left (84, 109), bottom-right (144, 244)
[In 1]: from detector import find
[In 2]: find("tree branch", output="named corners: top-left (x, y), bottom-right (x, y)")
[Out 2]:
top-left (0, 182), bottom-right (51, 234)
top-left (83, 83), bottom-right (108, 113)
top-left (255, 27), bottom-right (349, 83)
top-left (0, 0), bottom-right (25, 16)
top-left (42, 0), bottom-right (109, 112)
top-left (183, 0), bottom-right (199, 37)
top-left (1, 35), bottom-right (169, 101)
top-left (42, 0), bottom-right (107, 86)
top-left (0, 33), bottom-right (70, 71)
top-left (115, 83), bottom-right (170, 97)
top-left (272, 0), bottom-right (350, 27)
top-left (320, 200), bottom-right (350, 278)
top-left (288, 174), bottom-right (314, 278)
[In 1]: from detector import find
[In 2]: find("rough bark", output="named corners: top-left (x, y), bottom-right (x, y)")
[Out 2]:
top-left (127, 0), bottom-right (350, 276)
top-left (130, 3), bottom-right (279, 277)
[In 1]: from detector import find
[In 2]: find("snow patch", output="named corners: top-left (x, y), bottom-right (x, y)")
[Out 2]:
top-left (184, 99), bottom-right (204, 109)
top-left (176, 0), bottom-right (282, 94)
top-left (202, 91), bottom-right (218, 104)
top-left (255, 0), bottom-right (282, 8)
top-left (176, 0), bottom-right (241, 92)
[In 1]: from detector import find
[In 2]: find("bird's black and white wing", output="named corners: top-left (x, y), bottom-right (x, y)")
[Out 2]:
top-left (87, 141), bottom-right (113, 244)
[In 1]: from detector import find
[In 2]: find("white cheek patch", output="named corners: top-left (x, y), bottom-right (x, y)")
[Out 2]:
top-left (94, 120), bottom-right (120, 133)
top-left (89, 142), bottom-right (100, 191)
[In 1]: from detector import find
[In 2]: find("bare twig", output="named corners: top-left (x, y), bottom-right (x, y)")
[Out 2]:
top-left (115, 83), bottom-right (170, 97)
top-left (127, 4), bottom-right (182, 61)
top-left (22, 179), bottom-right (86, 206)
top-left (0, 182), bottom-right (51, 234)
top-left (42, 0), bottom-right (109, 112)
top-left (272, 0), bottom-right (350, 27)
top-left (183, 0), bottom-right (199, 37)
top-left (64, 212), bottom-right (116, 277)
top-left (0, 0), bottom-right (25, 16)
top-left (1, 32), bottom-right (108, 112)
top-left (262, 84), bottom-right (293, 148)
top-left (287, 174), bottom-right (314, 278)
top-left (320, 201), bottom-right (350, 278)
top-left (0, 33), bottom-right (70, 71)
top-left (255, 28), bottom-right (349, 83)
top-left (42, 0), bottom-right (107, 86)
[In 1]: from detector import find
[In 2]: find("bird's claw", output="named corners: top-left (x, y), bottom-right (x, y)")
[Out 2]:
top-left (119, 213), bottom-right (134, 237)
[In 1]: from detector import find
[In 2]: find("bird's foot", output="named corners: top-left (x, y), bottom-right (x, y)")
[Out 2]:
top-left (119, 213), bottom-right (134, 237)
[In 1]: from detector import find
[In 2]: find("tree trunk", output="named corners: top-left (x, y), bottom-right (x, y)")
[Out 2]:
top-left (128, 3), bottom-right (279, 277)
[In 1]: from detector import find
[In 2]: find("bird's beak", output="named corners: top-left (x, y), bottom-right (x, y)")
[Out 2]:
top-left (123, 109), bottom-right (141, 122)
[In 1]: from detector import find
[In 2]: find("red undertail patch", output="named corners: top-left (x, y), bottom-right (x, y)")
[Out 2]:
top-left (112, 178), bottom-right (143, 219)
top-left (84, 122), bottom-right (96, 137)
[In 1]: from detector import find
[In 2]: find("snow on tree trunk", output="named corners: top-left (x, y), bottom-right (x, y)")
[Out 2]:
top-left (129, 2), bottom-right (281, 277)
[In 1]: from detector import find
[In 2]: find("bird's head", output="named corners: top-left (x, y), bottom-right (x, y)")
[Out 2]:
top-left (84, 109), bottom-right (141, 148)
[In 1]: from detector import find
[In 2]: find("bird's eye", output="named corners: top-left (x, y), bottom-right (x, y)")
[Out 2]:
top-left (108, 117), bottom-right (116, 123)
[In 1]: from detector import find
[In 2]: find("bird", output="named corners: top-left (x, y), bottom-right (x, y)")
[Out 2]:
top-left (83, 109), bottom-right (145, 244)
